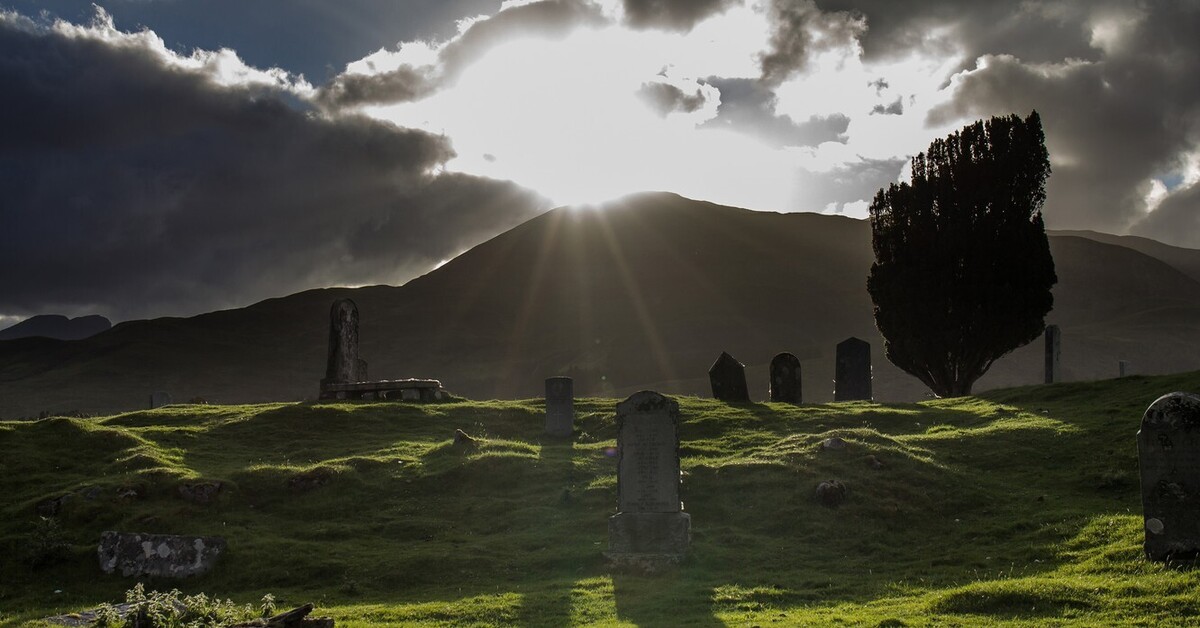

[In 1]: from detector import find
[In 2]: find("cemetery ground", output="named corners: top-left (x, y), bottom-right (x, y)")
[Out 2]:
top-left (3, 373), bottom-right (1200, 627)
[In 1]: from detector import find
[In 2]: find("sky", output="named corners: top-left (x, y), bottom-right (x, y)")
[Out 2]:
top-left (1, 0), bottom-right (1198, 324)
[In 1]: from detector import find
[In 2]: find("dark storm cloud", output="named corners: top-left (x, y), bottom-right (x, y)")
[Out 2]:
top-left (0, 15), bottom-right (548, 321)
top-left (759, 0), bottom-right (865, 85)
top-left (2, 0), bottom-right (502, 80)
top-left (621, 0), bottom-right (737, 31)
top-left (700, 77), bottom-right (848, 148)
top-left (925, 1), bottom-right (1200, 243)
top-left (810, 0), bottom-right (1101, 69)
top-left (637, 81), bottom-right (708, 116)
top-left (318, 0), bottom-right (608, 109)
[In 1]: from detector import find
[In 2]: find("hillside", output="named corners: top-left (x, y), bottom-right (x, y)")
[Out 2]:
top-left (0, 315), bottom-right (110, 341)
top-left (2, 193), bottom-right (1200, 416)
top-left (2, 372), bottom-right (1199, 626)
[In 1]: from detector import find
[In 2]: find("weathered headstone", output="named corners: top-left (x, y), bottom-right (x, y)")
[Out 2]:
top-left (1044, 325), bottom-right (1061, 383)
top-left (97, 531), bottom-right (226, 578)
top-left (769, 352), bottom-right (802, 403)
top-left (149, 392), bottom-right (172, 409)
top-left (834, 337), bottom-right (871, 401)
top-left (1138, 392), bottom-right (1200, 561)
top-left (544, 376), bottom-right (574, 438)
top-left (1120, 360), bottom-right (1130, 378)
top-left (708, 352), bottom-right (749, 402)
top-left (321, 299), bottom-right (368, 391)
top-left (606, 391), bottom-right (690, 570)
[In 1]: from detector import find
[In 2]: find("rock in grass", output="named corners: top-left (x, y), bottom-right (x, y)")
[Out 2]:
top-left (178, 481), bottom-right (222, 504)
top-left (97, 531), bottom-right (226, 578)
top-left (453, 429), bottom-right (477, 446)
top-left (816, 480), bottom-right (847, 507)
top-left (821, 437), bottom-right (848, 451)
top-left (865, 454), bottom-right (884, 469)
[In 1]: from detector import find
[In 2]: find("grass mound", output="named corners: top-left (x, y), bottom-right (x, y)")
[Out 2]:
top-left (2, 372), bottom-right (1199, 626)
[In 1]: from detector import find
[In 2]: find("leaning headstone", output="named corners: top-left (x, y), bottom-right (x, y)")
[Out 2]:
top-left (769, 352), bottom-right (802, 403)
top-left (1119, 360), bottom-right (1130, 378)
top-left (606, 391), bottom-right (690, 571)
top-left (708, 352), bottom-right (749, 402)
top-left (1138, 392), bottom-right (1200, 561)
top-left (97, 531), bottom-right (226, 578)
top-left (1044, 325), bottom-right (1061, 383)
top-left (149, 391), bottom-right (171, 409)
top-left (321, 299), bottom-right (368, 392)
top-left (834, 337), bottom-right (871, 401)
top-left (544, 376), bottom-right (574, 438)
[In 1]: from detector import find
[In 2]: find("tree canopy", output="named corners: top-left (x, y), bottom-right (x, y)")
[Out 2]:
top-left (867, 111), bottom-right (1057, 397)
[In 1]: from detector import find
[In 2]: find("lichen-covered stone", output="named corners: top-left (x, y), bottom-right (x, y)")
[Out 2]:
top-left (97, 531), bottom-right (225, 578)
top-left (1138, 392), bottom-right (1200, 561)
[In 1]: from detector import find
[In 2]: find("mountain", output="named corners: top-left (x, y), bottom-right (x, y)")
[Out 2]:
top-left (0, 314), bottom-right (111, 341)
top-left (1050, 229), bottom-right (1200, 284)
top-left (1, 192), bottom-right (1199, 417)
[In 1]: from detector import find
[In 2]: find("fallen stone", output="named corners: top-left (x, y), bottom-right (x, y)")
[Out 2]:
top-left (231, 603), bottom-right (335, 627)
top-left (816, 480), bottom-right (847, 507)
top-left (453, 429), bottom-right (477, 446)
top-left (289, 468), bottom-right (333, 493)
top-left (865, 455), bottom-right (884, 469)
top-left (178, 481), bottom-right (222, 504)
top-left (821, 437), bottom-right (848, 451)
top-left (97, 531), bottom-right (226, 578)
top-left (36, 494), bottom-right (72, 517)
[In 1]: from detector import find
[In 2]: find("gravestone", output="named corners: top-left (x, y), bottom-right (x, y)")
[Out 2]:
top-left (606, 391), bottom-right (690, 570)
top-left (1120, 360), bottom-right (1130, 378)
top-left (544, 376), bottom-right (574, 438)
top-left (769, 352), bottom-right (802, 403)
top-left (1044, 325), bottom-right (1061, 383)
top-left (149, 392), bottom-right (171, 409)
top-left (321, 299), bottom-right (368, 390)
top-left (708, 352), bottom-right (749, 402)
top-left (97, 531), bottom-right (226, 578)
top-left (1137, 392), bottom-right (1200, 561)
top-left (834, 337), bottom-right (871, 401)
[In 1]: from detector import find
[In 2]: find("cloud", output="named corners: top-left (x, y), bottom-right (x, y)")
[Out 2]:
top-left (620, 0), bottom-right (738, 31)
top-left (759, 0), bottom-right (865, 85)
top-left (0, 10), bottom-right (548, 321)
top-left (637, 80), bottom-right (710, 116)
top-left (700, 77), bottom-right (849, 148)
top-left (317, 0), bottom-right (609, 109)
top-left (926, 1), bottom-right (1200, 236)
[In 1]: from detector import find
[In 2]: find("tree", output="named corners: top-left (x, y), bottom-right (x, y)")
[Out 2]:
top-left (867, 111), bottom-right (1057, 397)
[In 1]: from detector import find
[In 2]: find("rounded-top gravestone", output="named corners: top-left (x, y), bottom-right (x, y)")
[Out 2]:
top-left (834, 337), bottom-right (871, 401)
top-left (769, 352), bottom-right (802, 403)
top-left (1138, 392), bottom-right (1200, 561)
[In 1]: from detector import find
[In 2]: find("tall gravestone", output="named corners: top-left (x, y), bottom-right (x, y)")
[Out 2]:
top-left (321, 299), bottom-right (368, 390)
top-left (1119, 360), bottom-right (1130, 378)
top-left (1044, 325), bottom-right (1061, 384)
top-left (834, 337), bottom-right (871, 401)
top-left (769, 352), bottom-right (802, 403)
top-left (544, 376), bottom-right (574, 438)
top-left (606, 391), bottom-right (690, 570)
top-left (1138, 392), bottom-right (1200, 561)
top-left (708, 352), bottom-right (749, 402)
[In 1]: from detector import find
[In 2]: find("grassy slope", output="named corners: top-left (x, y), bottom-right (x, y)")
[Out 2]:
top-left (2, 372), bottom-right (1200, 626)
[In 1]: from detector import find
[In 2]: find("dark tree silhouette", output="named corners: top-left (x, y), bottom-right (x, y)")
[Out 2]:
top-left (867, 111), bottom-right (1057, 397)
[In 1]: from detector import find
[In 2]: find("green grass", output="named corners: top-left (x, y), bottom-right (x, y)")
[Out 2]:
top-left (2, 372), bottom-right (1199, 626)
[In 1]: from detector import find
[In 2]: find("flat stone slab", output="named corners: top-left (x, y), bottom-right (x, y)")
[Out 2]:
top-left (98, 531), bottom-right (225, 578)
top-left (319, 379), bottom-right (446, 401)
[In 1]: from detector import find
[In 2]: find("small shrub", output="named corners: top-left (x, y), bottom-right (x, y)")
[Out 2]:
top-left (92, 584), bottom-right (269, 628)
top-left (24, 517), bottom-right (71, 569)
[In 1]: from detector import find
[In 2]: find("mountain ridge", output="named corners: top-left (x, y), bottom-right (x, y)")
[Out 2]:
top-left (1, 192), bottom-right (1198, 416)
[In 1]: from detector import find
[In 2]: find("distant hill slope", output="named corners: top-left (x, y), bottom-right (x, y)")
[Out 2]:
top-left (1, 192), bottom-right (1199, 416)
top-left (0, 314), bottom-right (110, 341)
top-left (1051, 229), bottom-right (1200, 284)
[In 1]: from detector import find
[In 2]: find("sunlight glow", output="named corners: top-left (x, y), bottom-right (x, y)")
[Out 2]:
top-left (359, 1), bottom-right (978, 211)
